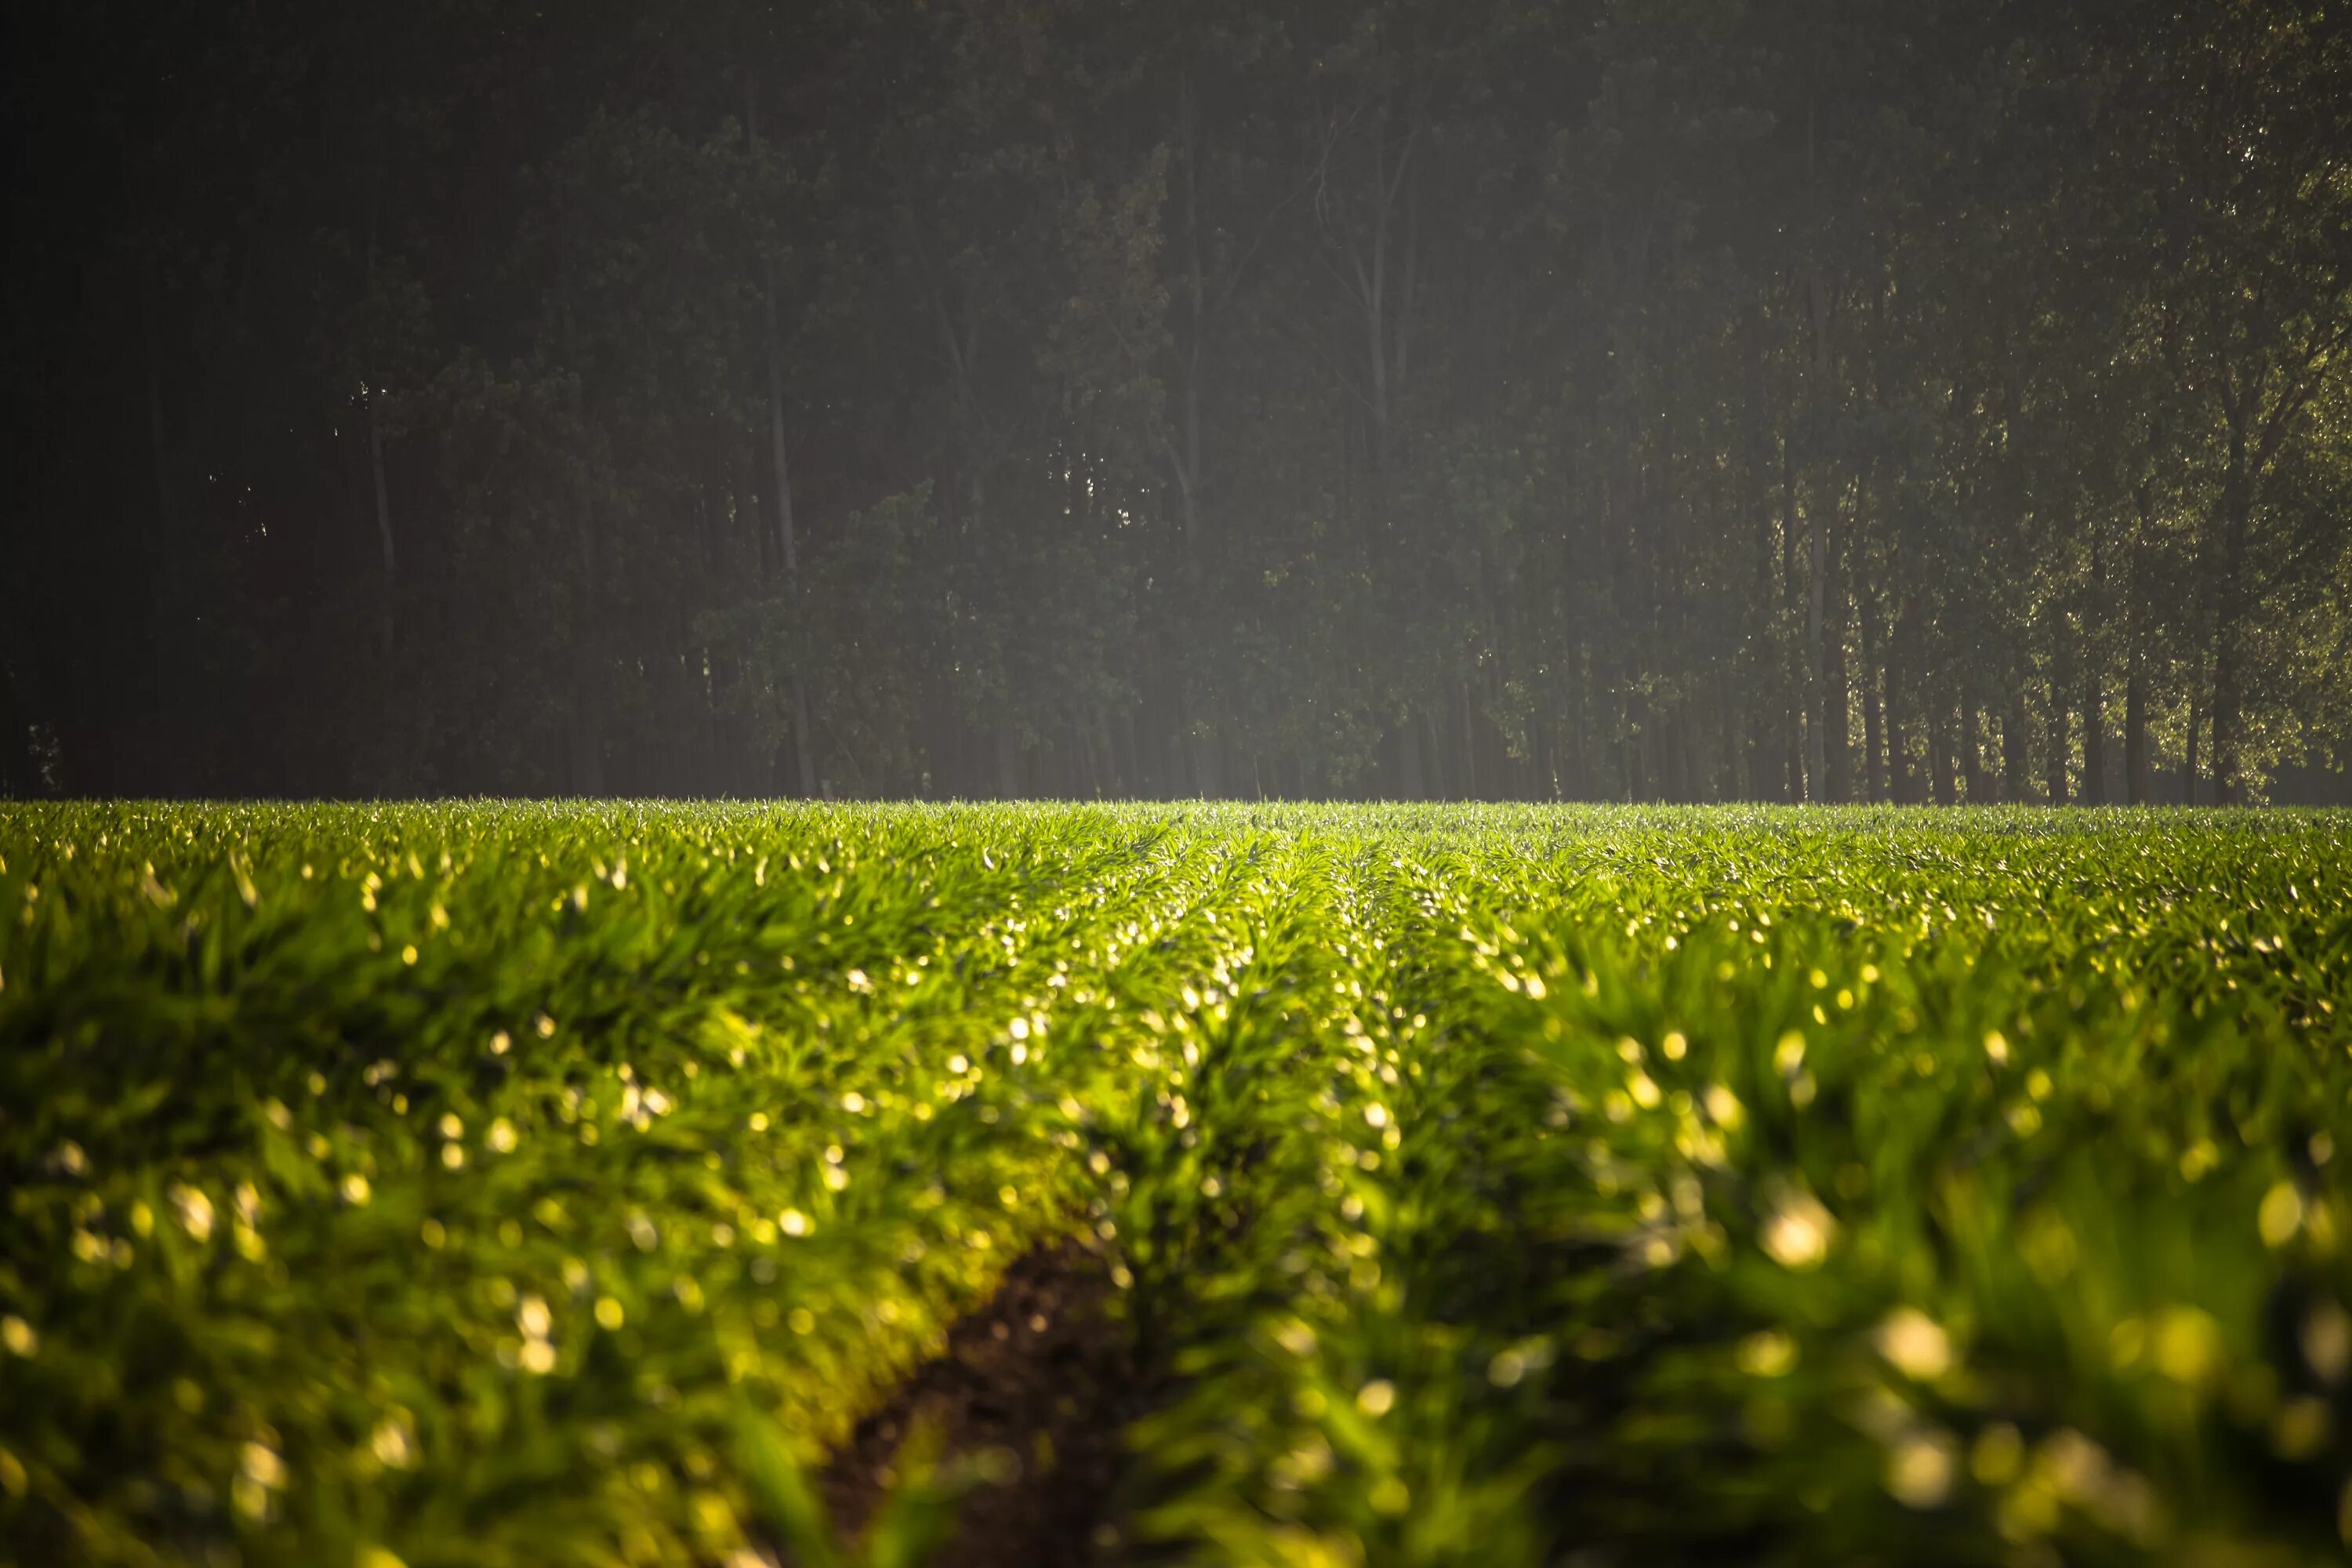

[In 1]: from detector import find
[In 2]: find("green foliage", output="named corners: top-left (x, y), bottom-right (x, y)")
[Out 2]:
top-left (5, 804), bottom-right (2352, 1566)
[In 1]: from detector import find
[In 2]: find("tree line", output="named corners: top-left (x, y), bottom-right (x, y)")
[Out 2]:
top-left (4, 0), bottom-right (2349, 802)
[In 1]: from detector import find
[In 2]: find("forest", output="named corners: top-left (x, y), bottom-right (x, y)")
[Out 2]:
top-left (4, 0), bottom-right (2350, 804)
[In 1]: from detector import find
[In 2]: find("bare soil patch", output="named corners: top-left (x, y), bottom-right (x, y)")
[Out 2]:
top-left (819, 1243), bottom-right (1145, 1567)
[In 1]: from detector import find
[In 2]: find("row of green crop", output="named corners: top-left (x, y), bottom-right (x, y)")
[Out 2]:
top-left (1117, 808), bottom-right (2352, 1565)
top-left (4, 804), bottom-right (2352, 1567)
top-left (1, 803), bottom-right (1271, 1566)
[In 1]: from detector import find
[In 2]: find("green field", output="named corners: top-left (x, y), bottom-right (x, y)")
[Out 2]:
top-left (5, 803), bottom-right (2352, 1566)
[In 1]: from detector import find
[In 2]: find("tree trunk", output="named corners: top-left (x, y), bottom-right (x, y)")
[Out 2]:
top-left (1858, 583), bottom-right (1886, 801)
top-left (2207, 422), bottom-right (2256, 804)
top-left (1805, 482), bottom-right (1826, 799)
top-left (1802, 273), bottom-right (1838, 800)
top-left (1780, 430), bottom-right (1804, 799)
top-left (1566, 648), bottom-right (1588, 798)
top-left (2045, 611), bottom-right (2071, 806)
top-left (763, 278), bottom-right (817, 799)
top-left (1823, 503), bottom-right (1851, 803)
top-left (2081, 670), bottom-right (2107, 806)
top-left (1346, 98), bottom-right (1414, 481)
top-left (2125, 488), bottom-right (2153, 805)
top-left (1957, 705), bottom-right (1976, 804)
top-left (1397, 712), bottom-right (1425, 800)
top-left (2003, 684), bottom-right (2030, 802)
top-left (1885, 605), bottom-right (1914, 804)
top-left (1172, 74), bottom-right (1207, 554)
top-left (993, 722), bottom-right (1021, 799)
top-left (1458, 680), bottom-right (1478, 800)
top-left (1748, 382), bottom-right (1780, 800)
top-left (2211, 630), bottom-right (2243, 805)
top-left (2125, 655), bottom-right (2149, 805)
top-left (1858, 662), bottom-right (1882, 804)
top-left (2183, 685), bottom-right (2201, 806)
top-left (2081, 521), bottom-right (2107, 805)
top-left (1928, 702), bottom-right (1956, 806)
top-left (751, 80), bottom-right (818, 800)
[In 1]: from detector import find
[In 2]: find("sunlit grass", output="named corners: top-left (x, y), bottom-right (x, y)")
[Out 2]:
top-left (2, 804), bottom-right (2349, 1565)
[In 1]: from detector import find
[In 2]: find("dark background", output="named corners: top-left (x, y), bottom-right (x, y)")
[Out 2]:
top-left (4, 0), bottom-right (2349, 803)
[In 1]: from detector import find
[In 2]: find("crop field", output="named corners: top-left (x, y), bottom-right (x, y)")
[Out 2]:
top-left (4, 803), bottom-right (2352, 1567)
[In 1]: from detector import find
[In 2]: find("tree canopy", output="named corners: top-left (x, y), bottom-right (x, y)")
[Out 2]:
top-left (5, 0), bottom-right (2349, 802)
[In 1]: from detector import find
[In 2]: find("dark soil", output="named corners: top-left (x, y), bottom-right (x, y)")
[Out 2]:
top-left (819, 1243), bottom-right (1145, 1567)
